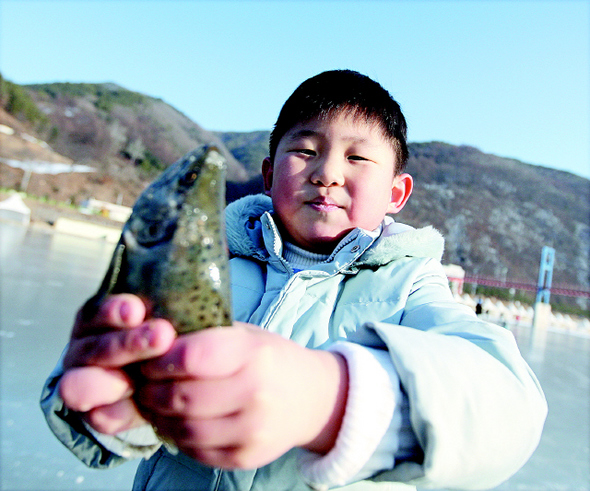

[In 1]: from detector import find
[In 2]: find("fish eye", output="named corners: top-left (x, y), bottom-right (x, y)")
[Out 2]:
top-left (136, 220), bottom-right (177, 247)
top-left (148, 224), bottom-right (159, 237)
top-left (180, 170), bottom-right (198, 187)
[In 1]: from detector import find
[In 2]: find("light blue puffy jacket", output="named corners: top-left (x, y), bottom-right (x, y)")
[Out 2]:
top-left (41, 194), bottom-right (547, 491)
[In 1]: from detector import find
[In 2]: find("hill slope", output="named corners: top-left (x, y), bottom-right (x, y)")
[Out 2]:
top-left (398, 142), bottom-right (589, 290)
top-left (9, 81), bottom-right (247, 178)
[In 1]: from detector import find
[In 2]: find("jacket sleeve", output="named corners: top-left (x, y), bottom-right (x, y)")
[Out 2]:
top-left (368, 258), bottom-right (547, 489)
top-left (40, 350), bottom-right (161, 468)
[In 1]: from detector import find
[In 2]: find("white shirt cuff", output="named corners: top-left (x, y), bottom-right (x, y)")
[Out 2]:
top-left (84, 422), bottom-right (162, 459)
top-left (298, 342), bottom-right (402, 490)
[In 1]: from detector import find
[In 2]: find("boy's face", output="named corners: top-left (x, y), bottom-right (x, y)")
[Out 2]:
top-left (262, 111), bottom-right (413, 253)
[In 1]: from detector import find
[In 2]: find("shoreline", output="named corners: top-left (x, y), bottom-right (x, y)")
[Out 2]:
top-left (0, 189), bottom-right (124, 231)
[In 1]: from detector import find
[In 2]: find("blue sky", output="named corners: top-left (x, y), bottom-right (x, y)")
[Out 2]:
top-left (1, 0), bottom-right (588, 178)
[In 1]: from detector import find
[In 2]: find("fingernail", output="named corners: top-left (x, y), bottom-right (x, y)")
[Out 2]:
top-left (130, 325), bottom-right (152, 351)
top-left (119, 301), bottom-right (131, 323)
top-left (143, 325), bottom-right (157, 348)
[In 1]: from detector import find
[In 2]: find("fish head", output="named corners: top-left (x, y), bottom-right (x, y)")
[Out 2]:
top-left (124, 145), bottom-right (226, 250)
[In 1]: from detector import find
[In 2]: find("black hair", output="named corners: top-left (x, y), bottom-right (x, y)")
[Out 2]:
top-left (269, 70), bottom-right (408, 173)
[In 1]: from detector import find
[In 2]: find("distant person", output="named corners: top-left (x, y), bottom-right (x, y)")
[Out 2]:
top-left (41, 70), bottom-right (547, 490)
top-left (476, 298), bottom-right (483, 316)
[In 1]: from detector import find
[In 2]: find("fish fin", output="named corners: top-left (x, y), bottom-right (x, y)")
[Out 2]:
top-left (80, 240), bottom-right (127, 322)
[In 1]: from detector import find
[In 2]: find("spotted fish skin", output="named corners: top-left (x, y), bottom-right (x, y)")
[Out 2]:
top-left (83, 145), bottom-right (232, 334)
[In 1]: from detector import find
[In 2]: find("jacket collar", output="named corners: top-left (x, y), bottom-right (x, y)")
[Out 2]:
top-left (225, 194), bottom-right (444, 267)
top-left (357, 217), bottom-right (445, 265)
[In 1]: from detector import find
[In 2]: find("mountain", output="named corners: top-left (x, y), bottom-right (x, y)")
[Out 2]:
top-left (215, 130), bottom-right (270, 177)
top-left (398, 142), bottom-right (589, 292)
top-left (0, 78), bottom-right (249, 203)
top-left (0, 77), bottom-right (588, 304)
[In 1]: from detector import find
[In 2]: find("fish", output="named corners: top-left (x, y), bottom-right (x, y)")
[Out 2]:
top-left (82, 144), bottom-right (232, 334)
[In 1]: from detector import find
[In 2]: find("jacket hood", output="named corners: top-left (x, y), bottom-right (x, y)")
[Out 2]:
top-left (225, 194), bottom-right (444, 265)
top-left (226, 194), bottom-right (273, 260)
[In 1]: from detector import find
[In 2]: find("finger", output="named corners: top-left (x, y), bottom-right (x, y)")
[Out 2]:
top-left (150, 412), bottom-right (264, 470)
top-left (73, 294), bottom-right (147, 338)
top-left (84, 398), bottom-right (148, 435)
top-left (59, 366), bottom-right (133, 412)
top-left (63, 319), bottom-right (177, 369)
top-left (137, 376), bottom-right (249, 419)
top-left (182, 447), bottom-right (240, 470)
top-left (141, 325), bottom-right (263, 380)
top-left (188, 446), bottom-right (265, 471)
top-left (150, 413), bottom-right (245, 449)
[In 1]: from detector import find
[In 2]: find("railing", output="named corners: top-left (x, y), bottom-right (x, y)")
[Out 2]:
top-left (463, 275), bottom-right (590, 298)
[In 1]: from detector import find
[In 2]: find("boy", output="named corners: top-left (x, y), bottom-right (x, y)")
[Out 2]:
top-left (41, 70), bottom-right (547, 490)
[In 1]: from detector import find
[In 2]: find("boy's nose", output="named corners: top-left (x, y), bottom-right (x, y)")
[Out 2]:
top-left (310, 155), bottom-right (345, 187)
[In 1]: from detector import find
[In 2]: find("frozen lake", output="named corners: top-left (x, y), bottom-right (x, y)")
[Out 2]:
top-left (1, 223), bottom-right (588, 490)
top-left (1, 223), bottom-right (137, 490)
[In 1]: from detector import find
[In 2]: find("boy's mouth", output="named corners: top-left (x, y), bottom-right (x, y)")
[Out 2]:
top-left (306, 196), bottom-right (342, 212)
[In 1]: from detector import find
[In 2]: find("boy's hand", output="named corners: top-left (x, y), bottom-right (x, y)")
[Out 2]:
top-left (136, 323), bottom-right (349, 470)
top-left (59, 294), bottom-right (177, 434)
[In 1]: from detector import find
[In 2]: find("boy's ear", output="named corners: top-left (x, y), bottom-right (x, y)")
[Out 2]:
top-left (262, 157), bottom-right (273, 196)
top-left (387, 173), bottom-right (413, 214)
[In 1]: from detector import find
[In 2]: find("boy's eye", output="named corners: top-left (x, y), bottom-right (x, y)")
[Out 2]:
top-left (291, 148), bottom-right (316, 156)
top-left (348, 155), bottom-right (368, 161)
